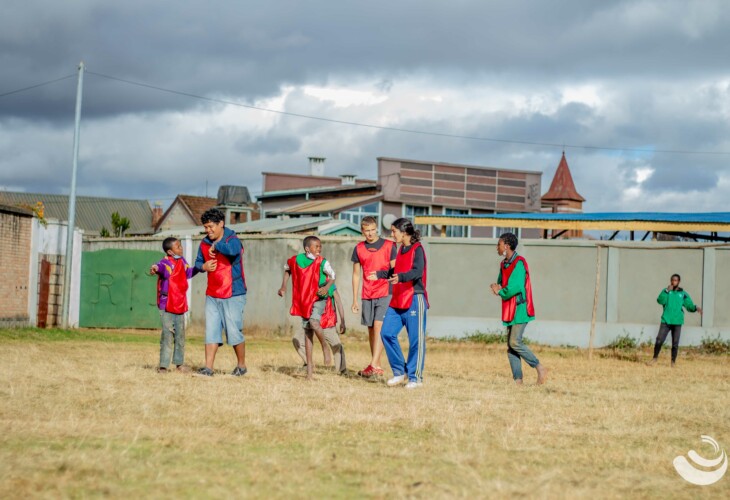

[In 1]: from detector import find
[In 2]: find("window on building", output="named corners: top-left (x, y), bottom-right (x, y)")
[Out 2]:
top-left (230, 211), bottom-right (249, 224)
top-left (444, 208), bottom-right (469, 237)
top-left (494, 227), bottom-right (521, 239)
top-left (405, 205), bottom-right (430, 237)
top-left (339, 202), bottom-right (379, 226)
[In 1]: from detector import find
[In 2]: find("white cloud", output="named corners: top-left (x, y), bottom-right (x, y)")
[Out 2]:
top-left (303, 86), bottom-right (389, 108)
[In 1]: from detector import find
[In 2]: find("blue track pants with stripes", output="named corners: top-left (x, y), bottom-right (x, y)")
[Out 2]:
top-left (380, 294), bottom-right (427, 382)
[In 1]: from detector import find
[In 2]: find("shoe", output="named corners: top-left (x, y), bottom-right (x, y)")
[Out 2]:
top-left (373, 367), bottom-right (384, 376)
top-left (405, 381), bottom-right (423, 389)
top-left (386, 375), bottom-right (406, 386)
top-left (231, 366), bottom-right (248, 377)
top-left (196, 367), bottom-right (214, 377)
top-left (358, 365), bottom-right (375, 377)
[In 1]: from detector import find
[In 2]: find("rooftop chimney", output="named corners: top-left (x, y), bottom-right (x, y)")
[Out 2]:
top-left (340, 174), bottom-right (357, 186)
top-left (151, 201), bottom-right (163, 228)
top-left (308, 156), bottom-right (326, 176)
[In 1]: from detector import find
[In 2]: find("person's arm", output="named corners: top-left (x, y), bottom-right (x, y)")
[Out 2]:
top-left (149, 258), bottom-right (167, 277)
top-left (194, 246), bottom-right (206, 272)
top-left (374, 267), bottom-right (394, 280)
top-left (490, 267), bottom-right (503, 295)
top-left (395, 246), bottom-right (425, 283)
top-left (683, 292), bottom-right (700, 314)
top-left (183, 258), bottom-right (200, 279)
top-left (158, 259), bottom-right (174, 277)
top-left (369, 248), bottom-right (396, 281)
top-left (657, 289), bottom-right (669, 305)
top-left (498, 261), bottom-right (526, 300)
top-left (351, 262), bottom-right (361, 313)
top-left (333, 289), bottom-right (346, 334)
top-left (318, 260), bottom-right (336, 297)
top-left (213, 233), bottom-right (243, 257)
top-left (278, 262), bottom-right (291, 296)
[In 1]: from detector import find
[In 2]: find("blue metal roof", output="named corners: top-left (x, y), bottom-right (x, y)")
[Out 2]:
top-left (430, 212), bottom-right (730, 224)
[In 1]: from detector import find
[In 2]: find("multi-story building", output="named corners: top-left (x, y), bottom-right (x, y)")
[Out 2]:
top-left (378, 157), bottom-right (542, 237)
top-left (258, 156), bottom-right (543, 238)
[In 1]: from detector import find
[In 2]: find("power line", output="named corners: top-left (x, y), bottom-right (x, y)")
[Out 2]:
top-left (5, 69), bottom-right (729, 156)
top-left (86, 70), bottom-right (730, 157)
top-left (0, 74), bottom-right (76, 99)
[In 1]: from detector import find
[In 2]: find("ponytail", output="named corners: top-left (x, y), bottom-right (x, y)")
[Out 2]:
top-left (392, 217), bottom-right (421, 243)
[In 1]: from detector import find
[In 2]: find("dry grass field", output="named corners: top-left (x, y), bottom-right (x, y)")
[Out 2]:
top-left (0, 327), bottom-right (728, 499)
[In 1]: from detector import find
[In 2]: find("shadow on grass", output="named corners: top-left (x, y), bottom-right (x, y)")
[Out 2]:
top-left (258, 364), bottom-right (385, 383)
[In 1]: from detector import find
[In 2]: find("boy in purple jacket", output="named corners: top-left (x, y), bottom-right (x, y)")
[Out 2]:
top-left (149, 237), bottom-right (198, 373)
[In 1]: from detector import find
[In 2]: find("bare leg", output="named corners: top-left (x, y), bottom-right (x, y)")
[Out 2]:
top-left (370, 320), bottom-right (385, 368)
top-left (233, 342), bottom-right (246, 369)
top-left (204, 343), bottom-right (219, 370)
top-left (305, 330), bottom-right (314, 380)
top-left (309, 319), bottom-right (332, 366)
top-left (536, 364), bottom-right (549, 385)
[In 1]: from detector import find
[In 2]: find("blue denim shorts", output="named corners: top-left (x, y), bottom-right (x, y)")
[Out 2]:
top-left (205, 294), bottom-right (246, 346)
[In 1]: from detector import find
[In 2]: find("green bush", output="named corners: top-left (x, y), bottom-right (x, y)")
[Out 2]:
top-left (606, 334), bottom-right (638, 350)
top-left (700, 334), bottom-right (730, 355)
top-left (464, 331), bottom-right (508, 344)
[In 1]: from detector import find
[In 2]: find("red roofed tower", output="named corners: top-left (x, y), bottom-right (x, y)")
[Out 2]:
top-left (541, 152), bottom-right (586, 238)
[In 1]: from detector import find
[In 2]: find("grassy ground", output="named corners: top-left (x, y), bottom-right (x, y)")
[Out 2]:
top-left (0, 327), bottom-right (728, 499)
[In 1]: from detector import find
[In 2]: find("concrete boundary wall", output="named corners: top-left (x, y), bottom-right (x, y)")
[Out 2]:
top-left (83, 235), bottom-right (730, 346)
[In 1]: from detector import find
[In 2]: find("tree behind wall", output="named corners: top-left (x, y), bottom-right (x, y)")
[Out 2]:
top-left (100, 212), bottom-right (130, 237)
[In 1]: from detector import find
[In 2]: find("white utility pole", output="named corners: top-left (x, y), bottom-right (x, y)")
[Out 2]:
top-left (61, 61), bottom-right (84, 329)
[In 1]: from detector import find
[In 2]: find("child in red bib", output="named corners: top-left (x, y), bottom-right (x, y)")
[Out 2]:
top-left (490, 232), bottom-right (547, 385)
top-left (278, 236), bottom-right (346, 379)
top-left (149, 237), bottom-right (198, 373)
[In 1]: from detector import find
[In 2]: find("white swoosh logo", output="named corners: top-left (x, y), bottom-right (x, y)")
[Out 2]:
top-left (673, 435), bottom-right (728, 486)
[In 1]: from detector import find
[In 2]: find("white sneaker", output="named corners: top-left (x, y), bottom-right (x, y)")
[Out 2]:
top-left (405, 381), bottom-right (423, 389)
top-left (386, 375), bottom-right (406, 386)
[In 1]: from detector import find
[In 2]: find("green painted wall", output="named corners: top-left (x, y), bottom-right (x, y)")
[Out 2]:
top-left (79, 249), bottom-right (161, 328)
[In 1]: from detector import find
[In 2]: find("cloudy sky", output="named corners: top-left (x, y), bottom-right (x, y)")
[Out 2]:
top-left (2, 0), bottom-right (729, 212)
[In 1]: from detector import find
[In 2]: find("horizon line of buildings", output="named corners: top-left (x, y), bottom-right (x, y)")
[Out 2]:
top-left (0, 153), bottom-right (585, 239)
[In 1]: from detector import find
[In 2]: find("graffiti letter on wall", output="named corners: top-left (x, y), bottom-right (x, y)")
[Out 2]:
top-left (92, 273), bottom-right (116, 305)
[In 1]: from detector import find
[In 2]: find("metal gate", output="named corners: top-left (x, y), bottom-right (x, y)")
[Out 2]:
top-left (37, 259), bottom-right (51, 328)
top-left (79, 249), bottom-right (161, 328)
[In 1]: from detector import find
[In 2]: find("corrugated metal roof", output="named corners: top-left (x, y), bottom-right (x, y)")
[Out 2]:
top-left (269, 194), bottom-right (382, 215)
top-left (429, 212), bottom-right (730, 223)
top-left (416, 211), bottom-right (730, 233)
top-left (0, 191), bottom-right (153, 235)
top-left (257, 183), bottom-right (377, 200)
top-left (154, 216), bottom-right (334, 237)
top-left (231, 216), bottom-right (333, 233)
top-left (318, 220), bottom-right (362, 235)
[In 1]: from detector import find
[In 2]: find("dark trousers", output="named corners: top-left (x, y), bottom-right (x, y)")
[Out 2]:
top-left (653, 323), bottom-right (682, 362)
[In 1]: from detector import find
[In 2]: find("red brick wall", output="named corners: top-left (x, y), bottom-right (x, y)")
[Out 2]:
top-left (263, 173), bottom-right (342, 192)
top-left (0, 211), bottom-right (32, 325)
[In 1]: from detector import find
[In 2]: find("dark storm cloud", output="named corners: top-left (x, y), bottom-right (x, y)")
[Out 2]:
top-left (2, 0), bottom-right (730, 212)
top-left (234, 131), bottom-right (301, 156)
top-left (3, 0), bottom-right (730, 121)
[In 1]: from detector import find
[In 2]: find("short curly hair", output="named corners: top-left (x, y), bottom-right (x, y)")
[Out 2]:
top-left (201, 208), bottom-right (225, 225)
top-left (499, 232), bottom-right (518, 251)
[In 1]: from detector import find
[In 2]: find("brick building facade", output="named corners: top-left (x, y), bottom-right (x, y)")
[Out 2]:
top-left (0, 205), bottom-right (34, 326)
